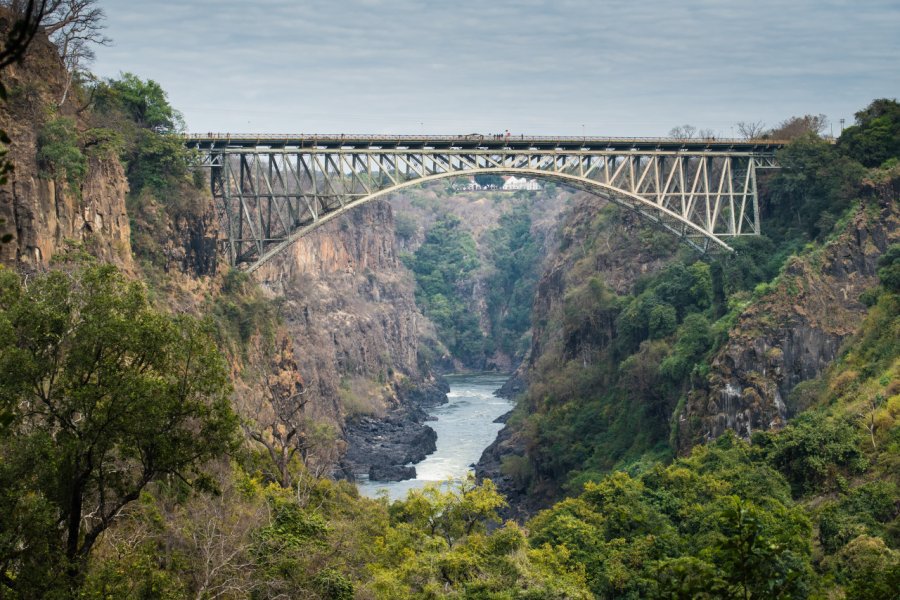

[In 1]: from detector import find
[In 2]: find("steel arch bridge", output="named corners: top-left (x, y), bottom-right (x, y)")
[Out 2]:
top-left (185, 134), bottom-right (784, 272)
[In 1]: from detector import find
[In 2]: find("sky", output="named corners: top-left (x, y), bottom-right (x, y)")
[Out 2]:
top-left (90, 0), bottom-right (900, 137)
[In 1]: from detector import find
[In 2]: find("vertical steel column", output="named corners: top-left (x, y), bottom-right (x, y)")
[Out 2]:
top-left (750, 157), bottom-right (761, 235)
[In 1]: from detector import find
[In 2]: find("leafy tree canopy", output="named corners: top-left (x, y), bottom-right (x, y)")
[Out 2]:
top-left (838, 98), bottom-right (900, 168)
top-left (0, 262), bottom-right (238, 595)
top-left (94, 71), bottom-right (185, 133)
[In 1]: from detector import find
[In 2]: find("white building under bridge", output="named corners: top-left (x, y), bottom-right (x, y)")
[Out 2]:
top-left (502, 176), bottom-right (541, 191)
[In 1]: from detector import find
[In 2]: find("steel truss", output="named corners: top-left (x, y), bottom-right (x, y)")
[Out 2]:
top-left (202, 146), bottom-right (778, 271)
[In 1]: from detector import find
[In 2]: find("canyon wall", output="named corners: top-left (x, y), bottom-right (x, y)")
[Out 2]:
top-left (0, 26), bottom-right (442, 482)
top-left (675, 196), bottom-right (899, 450)
top-left (0, 33), bottom-right (132, 270)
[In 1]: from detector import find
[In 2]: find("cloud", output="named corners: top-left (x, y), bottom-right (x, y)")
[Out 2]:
top-left (91, 0), bottom-right (900, 135)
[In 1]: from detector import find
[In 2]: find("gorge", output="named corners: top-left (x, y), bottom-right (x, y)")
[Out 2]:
top-left (0, 5), bottom-right (898, 598)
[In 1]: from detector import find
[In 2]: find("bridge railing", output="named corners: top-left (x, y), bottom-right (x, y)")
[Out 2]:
top-left (183, 132), bottom-right (788, 146)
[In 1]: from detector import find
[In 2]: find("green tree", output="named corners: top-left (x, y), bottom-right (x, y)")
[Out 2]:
top-left (37, 116), bottom-right (86, 193)
top-left (484, 204), bottom-right (543, 357)
top-left (658, 313), bottom-right (713, 381)
top-left (757, 412), bottom-right (867, 496)
top-left (829, 535), bottom-right (900, 600)
top-left (0, 263), bottom-right (238, 595)
top-left (705, 496), bottom-right (812, 599)
top-left (838, 98), bottom-right (900, 168)
top-left (389, 474), bottom-right (506, 546)
top-left (90, 73), bottom-right (197, 199)
top-left (765, 135), bottom-right (865, 240)
top-left (96, 71), bottom-right (184, 133)
top-left (126, 128), bottom-right (195, 193)
top-left (649, 303), bottom-right (677, 339)
top-left (474, 173), bottom-right (504, 188)
top-left (371, 476), bottom-right (591, 598)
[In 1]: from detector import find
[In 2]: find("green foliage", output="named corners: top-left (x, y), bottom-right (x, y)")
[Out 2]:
top-left (94, 72), bottom-right (184, 133)
top-left (878, 242), bottom-right (900, 293)
top-left (404, 214), bottom-right (485, 366)
top-left (209, 269), bottom-right (280, 356)
top-left (369, 475), bottom-right (592, 598)
top-left (839, 289), bottom-right (899, 383)
top-left (838, 98), bottom-right (900, 168)
top-left (90, 73), bottom-right (199, 201)
top-left (711, 236), bottom-right (780, 299)
top-left (827, 535), bottom-right (900, 600)
top-left (616, 262), bottom-right (715, 355)
top-left (474, 173), bottom-right (504, 188)
top-left (528, 438), bottom-right (813, 599)
top-left (755, 412), bottom-right (868, 496)
top-left (818, 481), bottom-right (899, 554)
top-left (81, 127), bottom-right (124, 159)
top-left (126, 128), bottom-right (195, 194)
top-left (659, 314), bottom-right (713, 381)
top-left (36, 116), bottom-right (86, 193)
top-left (484, 203), bottom-right (544, 358)
top-left (388, 474), bottom-right (506, 545)
top-left (0, 263), bottom-right (238, 595)
top-left (765, 134), bottom-right (865, 241)
top-left (708, 496), bottom-right (812, 599)
top-left (649, 303), bottom-right (677, 339)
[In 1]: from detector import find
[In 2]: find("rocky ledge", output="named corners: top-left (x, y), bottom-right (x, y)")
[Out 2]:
top-left (340, 414), bottom-right (437, 482)
top-left (338, 378), bottom-right (449, 482)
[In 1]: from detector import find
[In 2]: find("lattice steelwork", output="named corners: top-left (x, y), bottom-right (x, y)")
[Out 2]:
top-left (187, 135), bottom-right (781, 271)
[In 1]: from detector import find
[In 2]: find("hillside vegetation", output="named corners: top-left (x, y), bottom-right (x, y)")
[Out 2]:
top-left (1, 10), bottom-right (899, 595)
top-left (403, 201), bottom-right (547, 369)
top-left (503, 104), bottom-right (900, 499)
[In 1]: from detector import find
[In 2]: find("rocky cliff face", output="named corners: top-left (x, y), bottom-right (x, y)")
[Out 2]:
top-left (675, 197), bottom-right (900, 451)
top-left (0, 31), bottom-right (133, 270)
top-left (254, 200), bottom-right (446, 480)
top-left (127, 188), bottom-right (219, 279)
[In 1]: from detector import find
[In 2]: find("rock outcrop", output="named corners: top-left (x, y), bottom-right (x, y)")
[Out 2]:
top-left (0, 29), bottom-right (133, 271)
top-left (675, 198), bottom-right (899, 451)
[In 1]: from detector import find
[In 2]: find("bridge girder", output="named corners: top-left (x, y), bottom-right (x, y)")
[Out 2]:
top-left (196, 144), bottom-right (778, 272)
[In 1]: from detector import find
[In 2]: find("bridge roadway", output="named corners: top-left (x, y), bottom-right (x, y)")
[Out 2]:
top-left (183, 133), bottom-right (787, 153)
top-left (184, 133), bottom-right (786, 271)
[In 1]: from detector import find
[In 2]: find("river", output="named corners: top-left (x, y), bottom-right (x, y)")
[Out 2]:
top-left (356, 373), bottom-right (513, 501)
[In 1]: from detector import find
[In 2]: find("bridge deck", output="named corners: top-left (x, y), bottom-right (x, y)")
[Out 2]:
top-left (183, 133), bottom-right (786, 152)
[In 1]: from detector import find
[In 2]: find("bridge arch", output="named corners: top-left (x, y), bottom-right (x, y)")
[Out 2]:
top-left (249, 168), bottom-right (729, 272)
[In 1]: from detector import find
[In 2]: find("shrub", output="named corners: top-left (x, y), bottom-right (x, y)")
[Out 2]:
top-left (877, 243), bottom-right (900, 292)
top-left (762, 411), bottom-right (868, 496)
top-left (37, 117), bottom-right (86, 193)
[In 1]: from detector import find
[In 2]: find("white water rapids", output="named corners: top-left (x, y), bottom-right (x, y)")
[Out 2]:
top-left (356, 373), bottom-right (513, 501)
